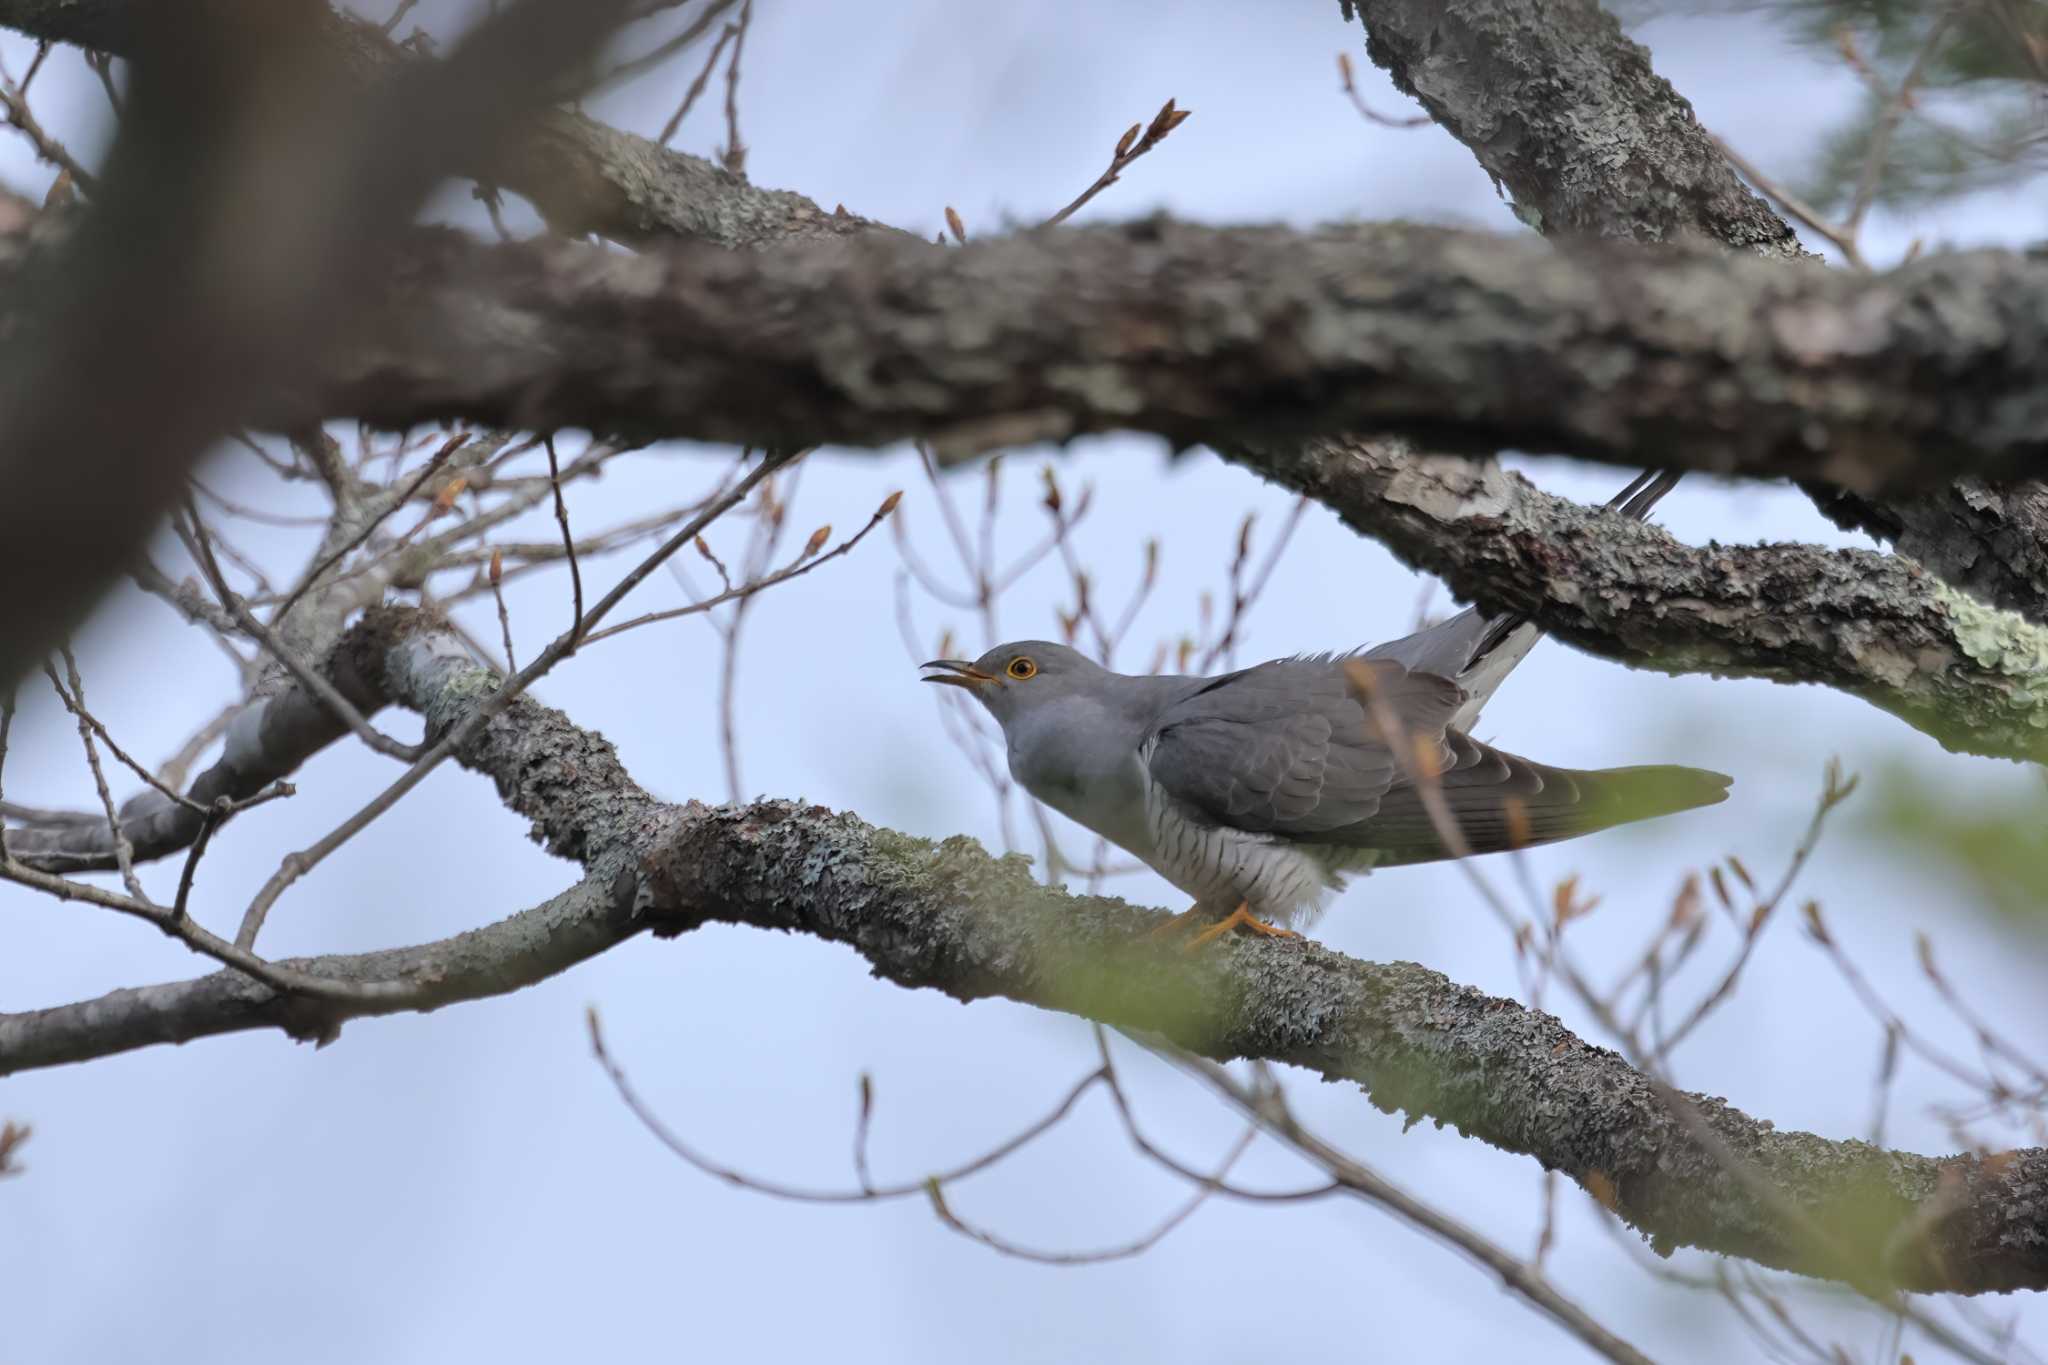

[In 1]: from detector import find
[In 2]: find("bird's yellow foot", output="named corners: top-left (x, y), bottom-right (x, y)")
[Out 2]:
top-left (1148, 904), bottom-right (1209, 939)
top-left (1184, 903), bottom-right (1299, 950)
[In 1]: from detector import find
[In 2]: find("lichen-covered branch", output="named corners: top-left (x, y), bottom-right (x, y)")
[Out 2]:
top-left (1809, 480), bottom-right (2048, 627)
top-left (1342, 0), bottom-right (1808, 257)
top-left (1340, 0), bottom-right (2048, 620)
top-left (1227, 436), bottom-right (2048, 765)
top-left (0, 605), bottom-right (2041, 1297)
top-left (220, 219), bottom-right (2048, 488)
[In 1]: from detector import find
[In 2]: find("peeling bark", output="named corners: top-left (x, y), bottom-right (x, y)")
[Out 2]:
top-left (1, 606), bottom-right (2041, 1297)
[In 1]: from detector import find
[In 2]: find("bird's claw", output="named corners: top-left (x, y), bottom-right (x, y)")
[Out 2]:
top-left (1183, 904), bottom-right (1299, 951)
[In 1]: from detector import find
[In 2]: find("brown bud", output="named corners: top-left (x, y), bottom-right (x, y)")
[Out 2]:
top-left (488, 547), bottom-right (503, 586)
top-left (1114, 122), bottom-right (1141, 158)
top-left (803, 525), bottom-right (831, 558)
top-left (1801, 899), bottom-right (1830, 945)
top-left (432, 476), bottom-right (468, 514)
top-left (877, 490), bottom-right (904, 518)
top-left (944, 205), bottom-right (966, 244)
top-left (1337, 52), bottom-right (1354, 87)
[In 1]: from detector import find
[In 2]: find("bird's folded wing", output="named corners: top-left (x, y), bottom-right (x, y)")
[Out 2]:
top-left (1143, 659), bottom-right (1461, 836)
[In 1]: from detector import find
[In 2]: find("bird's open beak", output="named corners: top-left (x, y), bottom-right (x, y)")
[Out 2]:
top-left (921, 659), bottom-right (996, 690)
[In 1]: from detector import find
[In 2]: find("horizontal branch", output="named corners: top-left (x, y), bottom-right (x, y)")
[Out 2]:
top-left (1226, 436), bottom-right (2048, 765)
top-left (2, 606), bottom-right (2041, 1296)
top-left (218, 218), bottom-right (2048, 490)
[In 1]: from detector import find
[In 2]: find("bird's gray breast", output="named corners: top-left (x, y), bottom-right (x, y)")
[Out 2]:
top-left (1003, 698), bottom-right (1155, 859)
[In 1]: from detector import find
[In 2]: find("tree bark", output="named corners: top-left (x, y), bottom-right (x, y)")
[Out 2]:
top-left (193, 219), bottom-right (2048, 488)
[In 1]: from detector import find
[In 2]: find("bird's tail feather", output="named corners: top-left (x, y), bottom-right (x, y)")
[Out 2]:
top-left (1362, 746), bottom-right (1730, 867)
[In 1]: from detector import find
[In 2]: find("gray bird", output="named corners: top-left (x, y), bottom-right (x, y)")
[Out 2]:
top-left (921, 471), bottom-right (1729, 946)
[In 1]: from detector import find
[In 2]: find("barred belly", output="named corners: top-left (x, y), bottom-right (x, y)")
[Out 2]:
top-left (1139, 773), bottom-right (1377, 929)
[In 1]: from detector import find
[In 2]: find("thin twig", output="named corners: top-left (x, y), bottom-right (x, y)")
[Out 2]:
top-left (232, 452), bottom-right (794, 950)
top-left (545, 433), bottom-right (586, 644)
top-left (1336, 52), bottom-right (1429, 129)
top-left (179, 506), bottom-right (419, 763)
top-left (658, 19), bottom-right (736, 144)
top-left (489, 548), bottom-right (518, 671)
top-left (718, 0), bottom-right (751, 175)
top-left (1712, 133), bottom-right (1867, 268)
top-left (49, 650), bottom-right (147, 902)
top-left (1151, 1039), bottom-right (1654, 1365)
top-left (579, 486), bottom-right (897, 645)
top-left (591, 1005), bottom-right (1106, 1203)
top-left (1844, 6), bottom-right (1961, 235)
top-left (1040, 98), bottom-right (1191, 229)
top-left (925, 1125), bottom-right (1255, 1266)
top-left (271, 432), bottom-right (466, 627)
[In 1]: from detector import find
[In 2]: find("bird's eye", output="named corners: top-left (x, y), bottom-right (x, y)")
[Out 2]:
top-left (1007, 657), bottom-right (1037, 680)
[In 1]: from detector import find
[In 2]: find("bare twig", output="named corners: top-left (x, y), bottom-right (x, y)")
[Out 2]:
top-left (591, 1005), bottom-right (1106, 1203)
top-left (48, 650), bottom-right (146, 902)
top-left (1151, 1039), bottom-right (1654, 1365)
top-left (545, 434), bottom-right (586, 644)
top-left (1711, 133), bottom-right (1867, 269)
top-left (1040, 98), bottom-right (1192, 229)
top-left (179, 506), bottom-right (419, 763)
top-left (1336, 52), bottom-right (1429, 129)
top-left (657, 19), bottom-right (737, 144)
top-left (718, 0), bottom-right (751, 175)
top-left (270, 432), bottom-right (466, 627)
top-left (231, 452), bottom-right (791, 950)
top-left (489, 548), bottom-right (518, 671)
top-left (579, 486), bottom-right (899, 646)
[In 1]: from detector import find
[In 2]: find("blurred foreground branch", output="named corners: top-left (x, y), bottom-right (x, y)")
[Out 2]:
top-left (212, 218), bottom-right (2048, 489)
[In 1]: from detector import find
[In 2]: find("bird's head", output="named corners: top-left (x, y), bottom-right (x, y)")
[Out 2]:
top-left (920, 640), bottom-right (1106, 727)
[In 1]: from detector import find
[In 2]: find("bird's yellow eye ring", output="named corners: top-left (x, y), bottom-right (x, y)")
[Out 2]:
top-left (1007, 657), bottom-right (1037, 680)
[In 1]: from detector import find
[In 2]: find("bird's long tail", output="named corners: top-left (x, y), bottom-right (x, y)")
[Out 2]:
top-left (1359, 730), bottom-right (1730, 866)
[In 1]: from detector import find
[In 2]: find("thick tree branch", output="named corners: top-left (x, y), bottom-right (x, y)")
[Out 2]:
top-left (1227, 436), bottom-right (2048, 764)
top-left (0, 606), bottom-right (2039, 1297)
top-left (1808, 480), bottom-right (2048, 626)
top-left (213, 219), bottom-right (2048, 489)
top-left (1342, 0), bottom-right (1808, 257)
top-left (1340, 0), bottom-right (2048, 620)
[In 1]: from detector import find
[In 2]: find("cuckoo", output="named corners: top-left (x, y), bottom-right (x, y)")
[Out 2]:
top-left (920, 471), bottom-right (1729, 946)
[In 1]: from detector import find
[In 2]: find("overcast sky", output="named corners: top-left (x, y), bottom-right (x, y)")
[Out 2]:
top-left (4, 3), bottom-right (2045, 1361)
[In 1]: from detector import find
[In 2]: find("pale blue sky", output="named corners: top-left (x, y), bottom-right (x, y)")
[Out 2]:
top-left (3, 4), bottom-right (2043, 1361)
